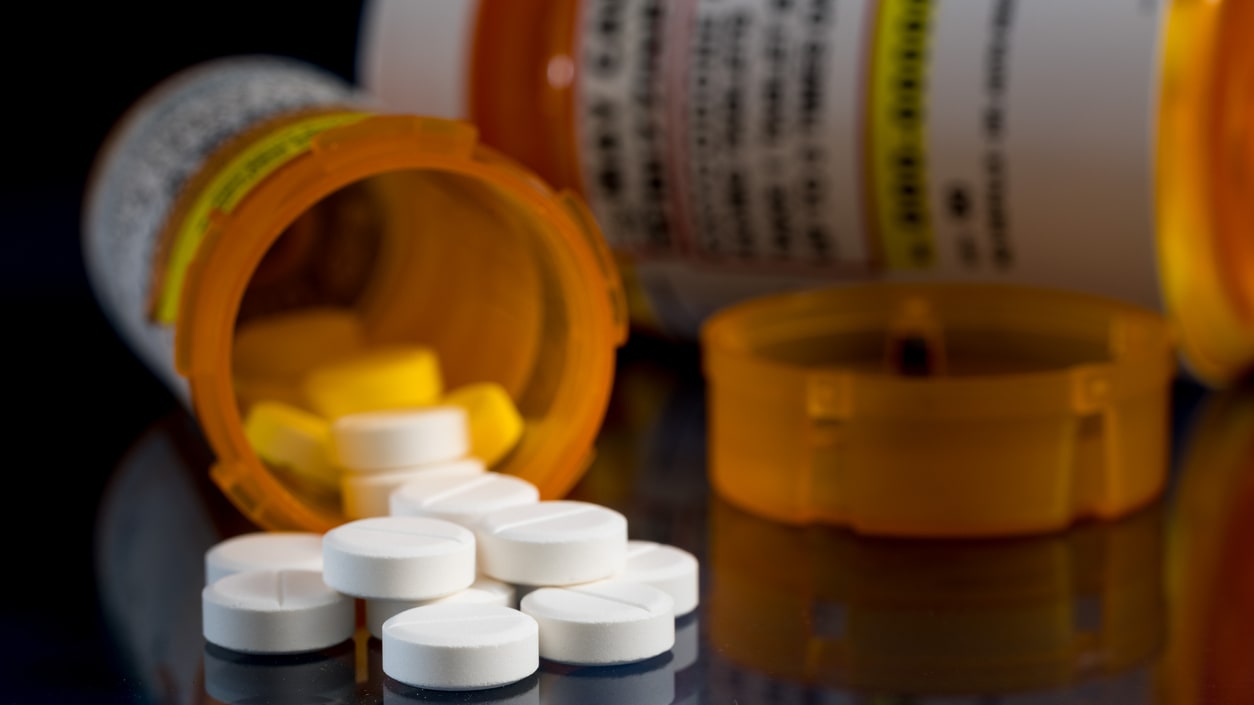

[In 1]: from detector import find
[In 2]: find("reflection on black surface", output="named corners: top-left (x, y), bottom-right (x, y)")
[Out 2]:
top-left (92, 339), bottom-right (1254, 705)
top-left (1160, 384), bottom-right (1254, 705)
top-left (380, 670), bottom-right (540, 705)
top-left (708, 494), bottom-right (1166, 702)
top-left (539, 652), bottom-right (676, 705)
top-left (202, 640), bottom-right (356, 704)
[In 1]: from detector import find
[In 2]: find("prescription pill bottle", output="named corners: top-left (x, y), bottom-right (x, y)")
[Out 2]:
top-left (358, 0), bottom-right (1254, 386)
top-left (82, 54), bottom-right (627, 533)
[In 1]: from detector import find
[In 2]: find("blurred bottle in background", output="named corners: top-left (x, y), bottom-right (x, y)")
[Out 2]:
top-left (358, 0), bottom-right (1254, 387)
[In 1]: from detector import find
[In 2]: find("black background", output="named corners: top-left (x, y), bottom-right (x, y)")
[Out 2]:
top-left (2, 4), bottom-right (369, 700)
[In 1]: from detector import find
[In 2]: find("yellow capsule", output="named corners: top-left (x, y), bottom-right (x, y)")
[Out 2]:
top-left (243, 401), bottom-right (339, 493)
top-left (443, 382), bottom-right (524, 468)
top-left (303, 345), bottom-right (444, 419)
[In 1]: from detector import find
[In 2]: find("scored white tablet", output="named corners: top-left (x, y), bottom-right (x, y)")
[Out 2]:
top-left (382, 602), bottom-right (539, 691)
top-left (204, 531), bottom-right (324, 586)
top-left (389, 471), bottom-right (540, 527)
top-left (321, 516), bottom-right (476, 600)
top-left (201, 568), bottom-right (355, 654)
top-left (341, 457), bottom-right (486, 519)
top-left (618, 540), bottom-right (701, 616)
top-left (476, 500), bottom-right (628, 586)
top-left (519, 579), bottom-right (675, 666)
top-left (364, 575), bottom-right (516, 640)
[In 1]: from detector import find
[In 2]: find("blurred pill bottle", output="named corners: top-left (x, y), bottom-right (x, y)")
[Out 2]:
top-left (82, 54), bottom-right (627, 533)
top-left (359, 0), bottom-right (1253, 386)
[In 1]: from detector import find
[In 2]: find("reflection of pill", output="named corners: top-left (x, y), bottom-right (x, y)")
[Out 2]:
top-left (322, 516), bottom-right (476, 600)
top-left (476, 501), bottom-right (628, 586)
top-left (342, 458), bottom-right (485, 520)
top-left (204, 531), bottom-right (325, 586)
top-left (243, 401), bottom-right (339, 491)
top-left (382, 603), bottom-right (539, 691)
top-left (619, 541), bottom-right (701, 617)
top-left (443, 382), bottom-right (524, 468)
top-left (389, 471), bottom-right (540, 527)
top-left (331, 406), bottom-right (468, 471)
top-left (365, 576), bottom-right (516, 640)
top-left (520, 580), bottom-right (675, 665)
top-left (304, 345), bottom-right (443, 419)
top-left (201, 569), bottom-right (355, 654)
top-left (232, 307), bottom-right (366, 381)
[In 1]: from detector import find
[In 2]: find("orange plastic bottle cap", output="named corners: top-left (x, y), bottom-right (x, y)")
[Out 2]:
top-left (700, 282), bottom-right (1177, 538)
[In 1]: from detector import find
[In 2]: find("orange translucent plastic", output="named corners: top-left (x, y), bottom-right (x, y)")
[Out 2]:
top-left (170, 112), bottom-right (627, 533)
top-left (469, 0), bottom-right (584, 193)
top-left (701, 282), bottom-right (1177, 538)
top-left (1154, 0), bottom-right (1254, 385)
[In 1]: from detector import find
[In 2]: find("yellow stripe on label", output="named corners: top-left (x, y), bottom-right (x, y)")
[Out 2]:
top-left (867, 0), bottom-right (936, 269)
top-left (153, 112), bottom-right (369, 324)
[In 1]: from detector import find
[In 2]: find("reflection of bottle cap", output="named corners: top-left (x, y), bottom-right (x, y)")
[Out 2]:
top-left (708, 495), bottom-right (1165, 695)
top-left (202, 641), bottom-right (356, 704)
top-left (701, 283), bottom-right (1176, 537)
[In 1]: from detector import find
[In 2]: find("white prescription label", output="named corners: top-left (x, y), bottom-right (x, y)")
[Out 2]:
top-left (923, 0), bottom-right (1165, 309)
top-left (576, 0), bottom-right (870, 271)
top-left (82, 56), bottom-right (353, 402)
top-left (574, 0), bottom-right (1168, 334)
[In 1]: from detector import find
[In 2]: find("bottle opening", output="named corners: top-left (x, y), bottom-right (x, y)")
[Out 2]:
top-left (177, 117), bottom-right (622, 532)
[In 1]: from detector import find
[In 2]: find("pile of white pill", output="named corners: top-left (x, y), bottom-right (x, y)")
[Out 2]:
top-left (212, 309), bottom-right (700, 690)
top-left (202, 419), bottom-right (700, 692)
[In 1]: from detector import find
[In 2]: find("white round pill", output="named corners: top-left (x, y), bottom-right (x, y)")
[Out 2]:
top-left (619, 540), bottom-right (701, 616)
top-left (364, 576), bottom-right (517, 640)
top-left (331, 406), bottom-right (469, 471)
top-left (342, 457), bottom-right (486, 519)
top-left (201, 569), bottom-right (355, 654)
top-left (389, 471), bottom-right (540, 527)
top-left (476, 500), bottom-right (628, 586)
top-left (322, 516), bottom-right (476, 600)
top-left (204, 531), bottom-right (325, 586)
top-left (520, 580), bottom-right (675, 665)
top-left (382, 603), bottom-right (539, 691)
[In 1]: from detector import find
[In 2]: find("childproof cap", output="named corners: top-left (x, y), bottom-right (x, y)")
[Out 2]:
top-left (700, 282), bottom-right (1177, 538)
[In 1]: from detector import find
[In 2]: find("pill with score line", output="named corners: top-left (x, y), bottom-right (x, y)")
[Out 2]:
top-left (475, 500), bottom-right (628, 586)
top-left (617, 540), bottom-right (701, 617)
top-left (341, 457), bottom-right (486, 519)
top-left (321, 516), bottom-right (476, 600)
top-left (519, 579), bottom-right (675, 666)
top-left (388, 470), bottom-right (541, 527)
top-left (201, 568), bottom-right (355, 654)
top-left (364, 575), bottom-right (516, 640)
top-left (204, 531), bottom-right (325, 586)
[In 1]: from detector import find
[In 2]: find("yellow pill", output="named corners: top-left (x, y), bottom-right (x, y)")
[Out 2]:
top-left (232, 306), bottom-right (367, 381)
top-left (303, 345), bottom-right (444, 419)
top-left (243, 401), bottom-right (339, 492)
top-left (443, 382), bottom-right (524, 468)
